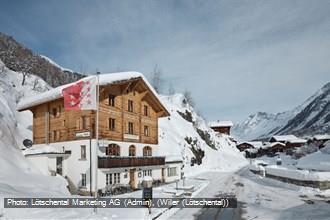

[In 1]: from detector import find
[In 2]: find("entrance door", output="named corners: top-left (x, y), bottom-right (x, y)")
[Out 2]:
top-left (56, 157), bottom-right (63, 175)
top-left (161, 168), bottom-right (165, 183)
top-left (129, 169), bottom-right (136, 189)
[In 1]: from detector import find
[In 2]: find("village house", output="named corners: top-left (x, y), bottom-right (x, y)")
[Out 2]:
top-left (17, 72), bottom-right (181, 195)
top-left (237, 141), bottom-right (286, 157)
top-left (236, 141), bottom-right (265, 158)
top-left (269, 135), bottom-right (307, 149)
top-left (208, 120), bottom-right (233, 135)
top-left (266, 142), bottom-right (286, 154)
top-left (312, 134), bottom-right (330, 149)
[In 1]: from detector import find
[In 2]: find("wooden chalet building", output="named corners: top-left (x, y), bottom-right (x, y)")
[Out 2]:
top-left (237, 142), bottom-right (255, 152)
top-left (18, 72), bottom-right (181, 195)
top-left (208, 120), bottom-right (233, 135)
top-left (269, 135), bottom-right (307, 149)
top-left (312, 134), bottom-right (330, 149)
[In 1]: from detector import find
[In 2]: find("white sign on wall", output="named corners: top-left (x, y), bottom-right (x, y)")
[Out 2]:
top-left (75, 131), bottom-right (91, 138)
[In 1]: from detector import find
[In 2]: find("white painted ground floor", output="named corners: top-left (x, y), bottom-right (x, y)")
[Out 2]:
top-left (24, 139), bottom-right (182, 195)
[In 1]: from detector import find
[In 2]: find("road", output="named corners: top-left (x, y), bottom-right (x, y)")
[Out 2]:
top-left (159, 169), bottom-right (247, 220)
top-left (163, 166), bottom-right (330, 220)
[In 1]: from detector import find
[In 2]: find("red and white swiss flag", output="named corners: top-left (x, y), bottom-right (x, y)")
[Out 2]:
top-left (62, 77), bottom-right (97, 110)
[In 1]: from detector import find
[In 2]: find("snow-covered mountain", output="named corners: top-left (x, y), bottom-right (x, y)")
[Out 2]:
top-left (232, 82), bottom-right (330, 141)
top-left (0, 32), bottom-right (83, 87)
top-left (231, 111), bottom-right (294, 141)
top-left (277, 82), bottom-right (330, 136)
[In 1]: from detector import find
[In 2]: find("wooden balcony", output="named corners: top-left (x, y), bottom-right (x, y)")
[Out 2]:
top-left (98, 156), bottom-right (165, 168)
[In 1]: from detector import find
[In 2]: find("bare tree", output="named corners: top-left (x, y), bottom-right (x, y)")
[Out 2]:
top-left (168, 82), bottom-right (175, 95)
top-left (32, 78), bottom-right (39, 90)
top-left (150, 64), bottom-right (164, 93)
top-left (183, 89), bottom-right (195, 107)
top-left (21, 71), bottom-right (29, 86)
top-left (20, 60), bottom-right (32, 86)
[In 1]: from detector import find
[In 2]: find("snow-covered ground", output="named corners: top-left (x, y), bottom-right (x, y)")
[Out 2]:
top-left (297, 141), bottom-right (330, 171)
top-left (163, 169), bottom-right (330, 220)
top-left (0, 60), bottom-right (70, 217)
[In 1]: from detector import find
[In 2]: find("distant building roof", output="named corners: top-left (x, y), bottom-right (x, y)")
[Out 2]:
top-left (269, 142), bottom-right (286, 147)
top-left (237, 141), bottom-right (264, 149)
top-left (313, 134), bottom-right (330, 141)
top-left (270, 135), bottom-right (307, 143)
top-left (209, 120), bottom-right (234, 127)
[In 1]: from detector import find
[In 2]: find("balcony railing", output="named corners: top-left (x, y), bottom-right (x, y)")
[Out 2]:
top-left (98, 156), bottom-right (165, 168)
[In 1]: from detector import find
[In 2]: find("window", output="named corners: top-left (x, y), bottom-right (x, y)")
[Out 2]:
top-left (129, 145), bottom-right (136, 157)
top-left (167, 167), bottom-right (177, 177)
top-left (106, 144), bottom-right (120, 156)
top-left (81, 174), bottom-right (86, 187)
top-left (76, 116), bottom-right (90, 130)
top-left (143, 169), bottom-right (152, 177)
top-left (128, 100), bottom-right (134, 112)
top-left (109, 118), bottom-right (116, 131)
top-left (128, 122), bottom-right (134, 134)
top-left (52, 106), bottom-right (61, 118)
top-left (143, 146), bottom-right (152, 156)
top-left (144, 105), bottom-right (149, 116)
top-left (106, 173), bottom-right (112, 186)
top-left (81, 145), bottom-right (86, 159)
top-left (144, 126), bottom-right (150, 136)
top-left (52, 130), bottom-right (60, 141)
top-left (109, 94), bottom-right (116, 107)
top-left (108, 173), bottom-right (120, 184)
top-left (52, 108), bottom-right (57, 118)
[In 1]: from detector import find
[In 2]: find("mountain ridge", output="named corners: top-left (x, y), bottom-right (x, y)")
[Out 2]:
top-left (0, 32), bottom-right (84, 87)
top-left (232, 81), bottom-right (330, 141)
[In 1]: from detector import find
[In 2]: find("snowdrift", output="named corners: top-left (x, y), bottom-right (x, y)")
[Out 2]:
top-left (0, 60), bottom-right (69, 200)
top-left (297, 141), bottom-right (330, 171)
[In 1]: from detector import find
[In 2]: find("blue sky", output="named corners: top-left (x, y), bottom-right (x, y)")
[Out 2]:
top-left (1, 0), bottom-right (330, 122)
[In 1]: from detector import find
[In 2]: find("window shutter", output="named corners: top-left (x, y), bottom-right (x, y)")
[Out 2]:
top-left (76, 117), bottom-right (81, 130)
top-left (80, 117), bottom-right (83, 130)
top-left (86, 117), bottom-right (90, 128)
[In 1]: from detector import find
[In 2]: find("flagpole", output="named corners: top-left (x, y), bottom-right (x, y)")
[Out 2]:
top-left (94, 71), bottom-right (100, 213)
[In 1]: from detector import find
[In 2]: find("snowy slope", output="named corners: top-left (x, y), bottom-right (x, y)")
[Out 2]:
top-left (0, 60), bottom-right (69, 202)
top-left (40, 55), bottom-right (74, 73)
top-left (158, 94), bottom-right (247, 176)
top-left (278, 82), bottom-right (330, 136)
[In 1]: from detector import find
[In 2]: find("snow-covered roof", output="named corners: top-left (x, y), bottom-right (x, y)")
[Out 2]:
top-left (237, 141), bottom-right (263, 149)
top-left (17, 72), bottom-right (168, 114)
top-left (269, 142), bottom-right (286, 147)
top-left (287, 138), bottom-right (307, 144)
top-left (208, 120), bottom-right (233, 127)
top-left (270, 135), bottom-right (306, 143)
top-left (165, 155), bottom-right (183, 163)
top-left (313, 134), bottom-right (330, 141)
top-left (23, 145), bottom-right (63, 156)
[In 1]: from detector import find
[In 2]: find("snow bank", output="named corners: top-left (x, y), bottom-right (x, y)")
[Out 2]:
top-left (158, 94), bottom-right (247, 176)
top-left (296, 141), bottom-right (330, 171)
top-left (266, 165), bottom-right (330, 181)
top-left (23, 145), bottom-right (63, 156)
